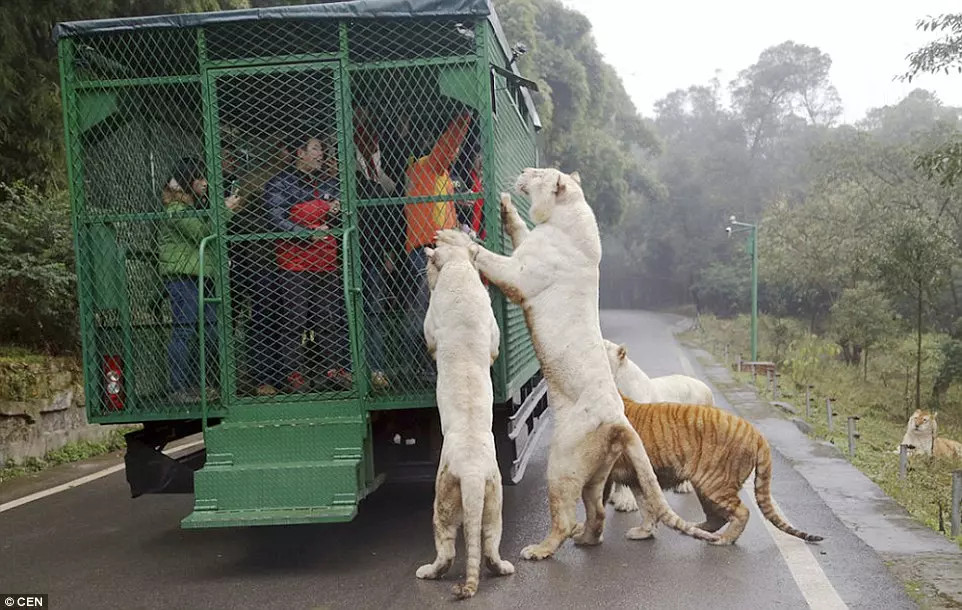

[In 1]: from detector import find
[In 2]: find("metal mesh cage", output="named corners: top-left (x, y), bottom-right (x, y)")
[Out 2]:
top-left (58, 10), bottom-right (540, 423)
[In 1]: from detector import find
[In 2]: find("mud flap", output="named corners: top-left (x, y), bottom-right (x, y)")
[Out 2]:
top-left (124, 423), bottom-right (201, 497)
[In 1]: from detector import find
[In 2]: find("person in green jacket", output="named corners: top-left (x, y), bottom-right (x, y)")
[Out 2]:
top-left (159, 156), bottom-right (240, 402)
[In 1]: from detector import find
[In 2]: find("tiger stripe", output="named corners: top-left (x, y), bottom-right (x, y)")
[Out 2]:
top-left (610, 398), bottom-right (824, 545)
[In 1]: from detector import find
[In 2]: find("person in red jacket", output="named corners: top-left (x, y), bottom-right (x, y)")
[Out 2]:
top-left (263, 133), bottom-right (351, 392)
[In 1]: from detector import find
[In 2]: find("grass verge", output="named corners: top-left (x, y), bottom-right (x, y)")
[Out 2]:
top-left (682, 314), bottom-right (962, 548)
top-left (1, 426), bottom-right (139, 484)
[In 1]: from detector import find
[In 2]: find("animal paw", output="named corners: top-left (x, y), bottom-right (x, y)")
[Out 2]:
top-left (625, 526), bottom-right (654, 540)
top-left (416, 564), bottom-right (439, 579)
top-left (609, 486), bottom-right (639, 512)
top-left (708, 537), bottom-right (737, 546)
top-left (500, 193), bottom-right (519, 220)
top-left (573, 527), bottom-right (603, 546)
top-left (452, 582), bottom-right (477, 599)
top-left (487, 559), bottom-right (515, 576)
top-left (673, 481), bottom-right (695, 494)
top-left (435, 228), bottom-right (472, 248)
top-left (571, 521), bottom-right (601, 545)
top-left (520, 544), bottom-right (554, 561)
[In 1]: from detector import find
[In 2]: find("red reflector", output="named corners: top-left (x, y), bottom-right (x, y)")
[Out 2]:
top-left (103, 354), bottom-right (125, 410)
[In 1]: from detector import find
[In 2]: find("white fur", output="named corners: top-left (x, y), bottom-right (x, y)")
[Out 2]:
top-left (416, 246), bottom-right (513, 598)
top-left (604, 339), bottom-right (714, 405)
top-left (603, 339), bottom-right (714, 510)
top-left (897, 410), bottom-right (936, 456)
top-left (435, 168), bottom-right (716, 560)
top-left (895, 409), bottom-right (962, 460)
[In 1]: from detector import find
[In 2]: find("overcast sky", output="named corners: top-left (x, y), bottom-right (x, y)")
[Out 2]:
top-left (560, 0), bottom-right (962, 124)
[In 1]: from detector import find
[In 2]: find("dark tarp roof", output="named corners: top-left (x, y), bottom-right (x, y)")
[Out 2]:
top-left (53, 0), bottom-right (540, 129)
top-left (53, 0), bottom-right (490, 41)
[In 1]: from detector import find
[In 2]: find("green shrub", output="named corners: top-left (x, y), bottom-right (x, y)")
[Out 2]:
top-left (0, 182), bottom-right (77, 353)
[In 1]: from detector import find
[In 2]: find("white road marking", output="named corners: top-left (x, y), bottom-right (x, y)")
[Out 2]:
top-left (744, 478), bottom-right (848, 609)
top-left (0, 438), bottom-right (204, 513)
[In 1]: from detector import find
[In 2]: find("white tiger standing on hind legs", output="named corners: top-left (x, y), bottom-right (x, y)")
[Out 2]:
top-left (415, 245), bottom-right (514, 599)
top-left (435, 167), bottom-right (718, 561)
top-left (603, 339), bottom-right (715, 511)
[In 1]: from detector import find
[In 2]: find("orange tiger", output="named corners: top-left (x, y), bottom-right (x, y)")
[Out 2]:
top-left (605, 397), bottom-right (824, 545)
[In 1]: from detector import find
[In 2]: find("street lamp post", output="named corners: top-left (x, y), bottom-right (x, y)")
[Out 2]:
top-left (726, 215), bottom-right (758, 362)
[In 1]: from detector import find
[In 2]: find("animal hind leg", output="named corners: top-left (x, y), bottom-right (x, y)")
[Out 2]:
top-left (521, 474), bottom-right (581, 560)
top-left (574, 477), bottom-right (607, 546)
top-left (625, 482), bottom-right (659, 540)
top-left (416, 472), bottom-right (461, 579)
top-left (482, 478), bottom-right (515, 576)
top-left (708, 492), bottom-right (750, 546)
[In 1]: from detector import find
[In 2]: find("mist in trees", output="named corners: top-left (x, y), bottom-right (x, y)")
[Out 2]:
top-left (590, 12), bottom-right (962, 410)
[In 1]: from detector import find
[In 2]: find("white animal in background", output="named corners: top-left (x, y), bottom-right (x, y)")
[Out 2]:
top-left (604, 339), bottom-right (715, 511)
top-left (435, 168), bottom-right (717, 561)
top-left (416, 245), bottom-right (513, 599)
top-left (896, 409), bottom-right (962, 460)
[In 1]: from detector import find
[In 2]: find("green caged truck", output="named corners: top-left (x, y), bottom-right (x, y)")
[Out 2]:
top-left (53, 0), bottom-right (548, 528)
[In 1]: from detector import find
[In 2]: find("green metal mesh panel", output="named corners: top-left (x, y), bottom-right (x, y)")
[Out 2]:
top-left (484, 29), bottom-right (539, 392)
top-left (216, 64), bottom-right (355, 403)
top-left (60, 16), bottom-right (540, 422)
top-left (347, 56), bottom-right (486, 399)
top-left (67, 69), bottom-right (211, 418)
top-left (73, 29), bottom-right (199, 81)
top-left (346, 19), bottom-right (477, 62)
top-left (205, 20), bottom-right (339, 63)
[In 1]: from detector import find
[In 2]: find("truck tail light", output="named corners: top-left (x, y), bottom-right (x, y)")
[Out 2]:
top-left (103, 355), bottom-right (125, 410)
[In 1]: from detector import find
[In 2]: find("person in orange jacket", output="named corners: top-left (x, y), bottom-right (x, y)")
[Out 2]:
top-left (403, 110), bottom-right (472, 251)
top-left (401, 109), bottom-right (473, 378)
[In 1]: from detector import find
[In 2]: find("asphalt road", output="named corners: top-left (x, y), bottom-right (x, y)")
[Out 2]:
top-left (0, 310), bottom-right (919, 609)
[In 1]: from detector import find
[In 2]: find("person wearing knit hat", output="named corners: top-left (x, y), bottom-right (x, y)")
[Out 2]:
top-left (158, 155), bottom-right (240, 403)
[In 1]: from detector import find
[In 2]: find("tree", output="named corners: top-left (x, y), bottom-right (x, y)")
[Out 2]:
top-left (829, 282), bottom-right (895, 377)
top-left (933, 319), bottom-right (962, 405)
top-left (0, 0), bottom-right (246, 188)
top-left (642, 80), bottom-right (755, 305)
top-left (901, 13), bottom-right (962, 187)
top-left (496, 0), bottom-right (662, 227)
top-left (903, 13), bottom-right (962, 81)
top-left (730, 41), bottom-right (841, 159)
top-left (690, 262), bottom-right (749, 317)
top-left (812, 105), bottom-right (962, 318)
top-left (759, 186), bottom-right (877, 330)
top-left (873, 216), bottom-right (955, 410)
top-left (0, 183), bottom-right (76, 352)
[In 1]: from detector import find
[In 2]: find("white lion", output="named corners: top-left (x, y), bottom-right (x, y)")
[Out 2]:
top-left (604, 339), bottom-right (715, 511)
top-left (895, 409), bottom-right (962, 460)
top-left (435, 168), bottom-right (717, 561)
top-left (415, 245), bottom-right (514, 599)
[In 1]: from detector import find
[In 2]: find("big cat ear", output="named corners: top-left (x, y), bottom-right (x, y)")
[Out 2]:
top-left (570, 171), bottom-right (581, 185)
